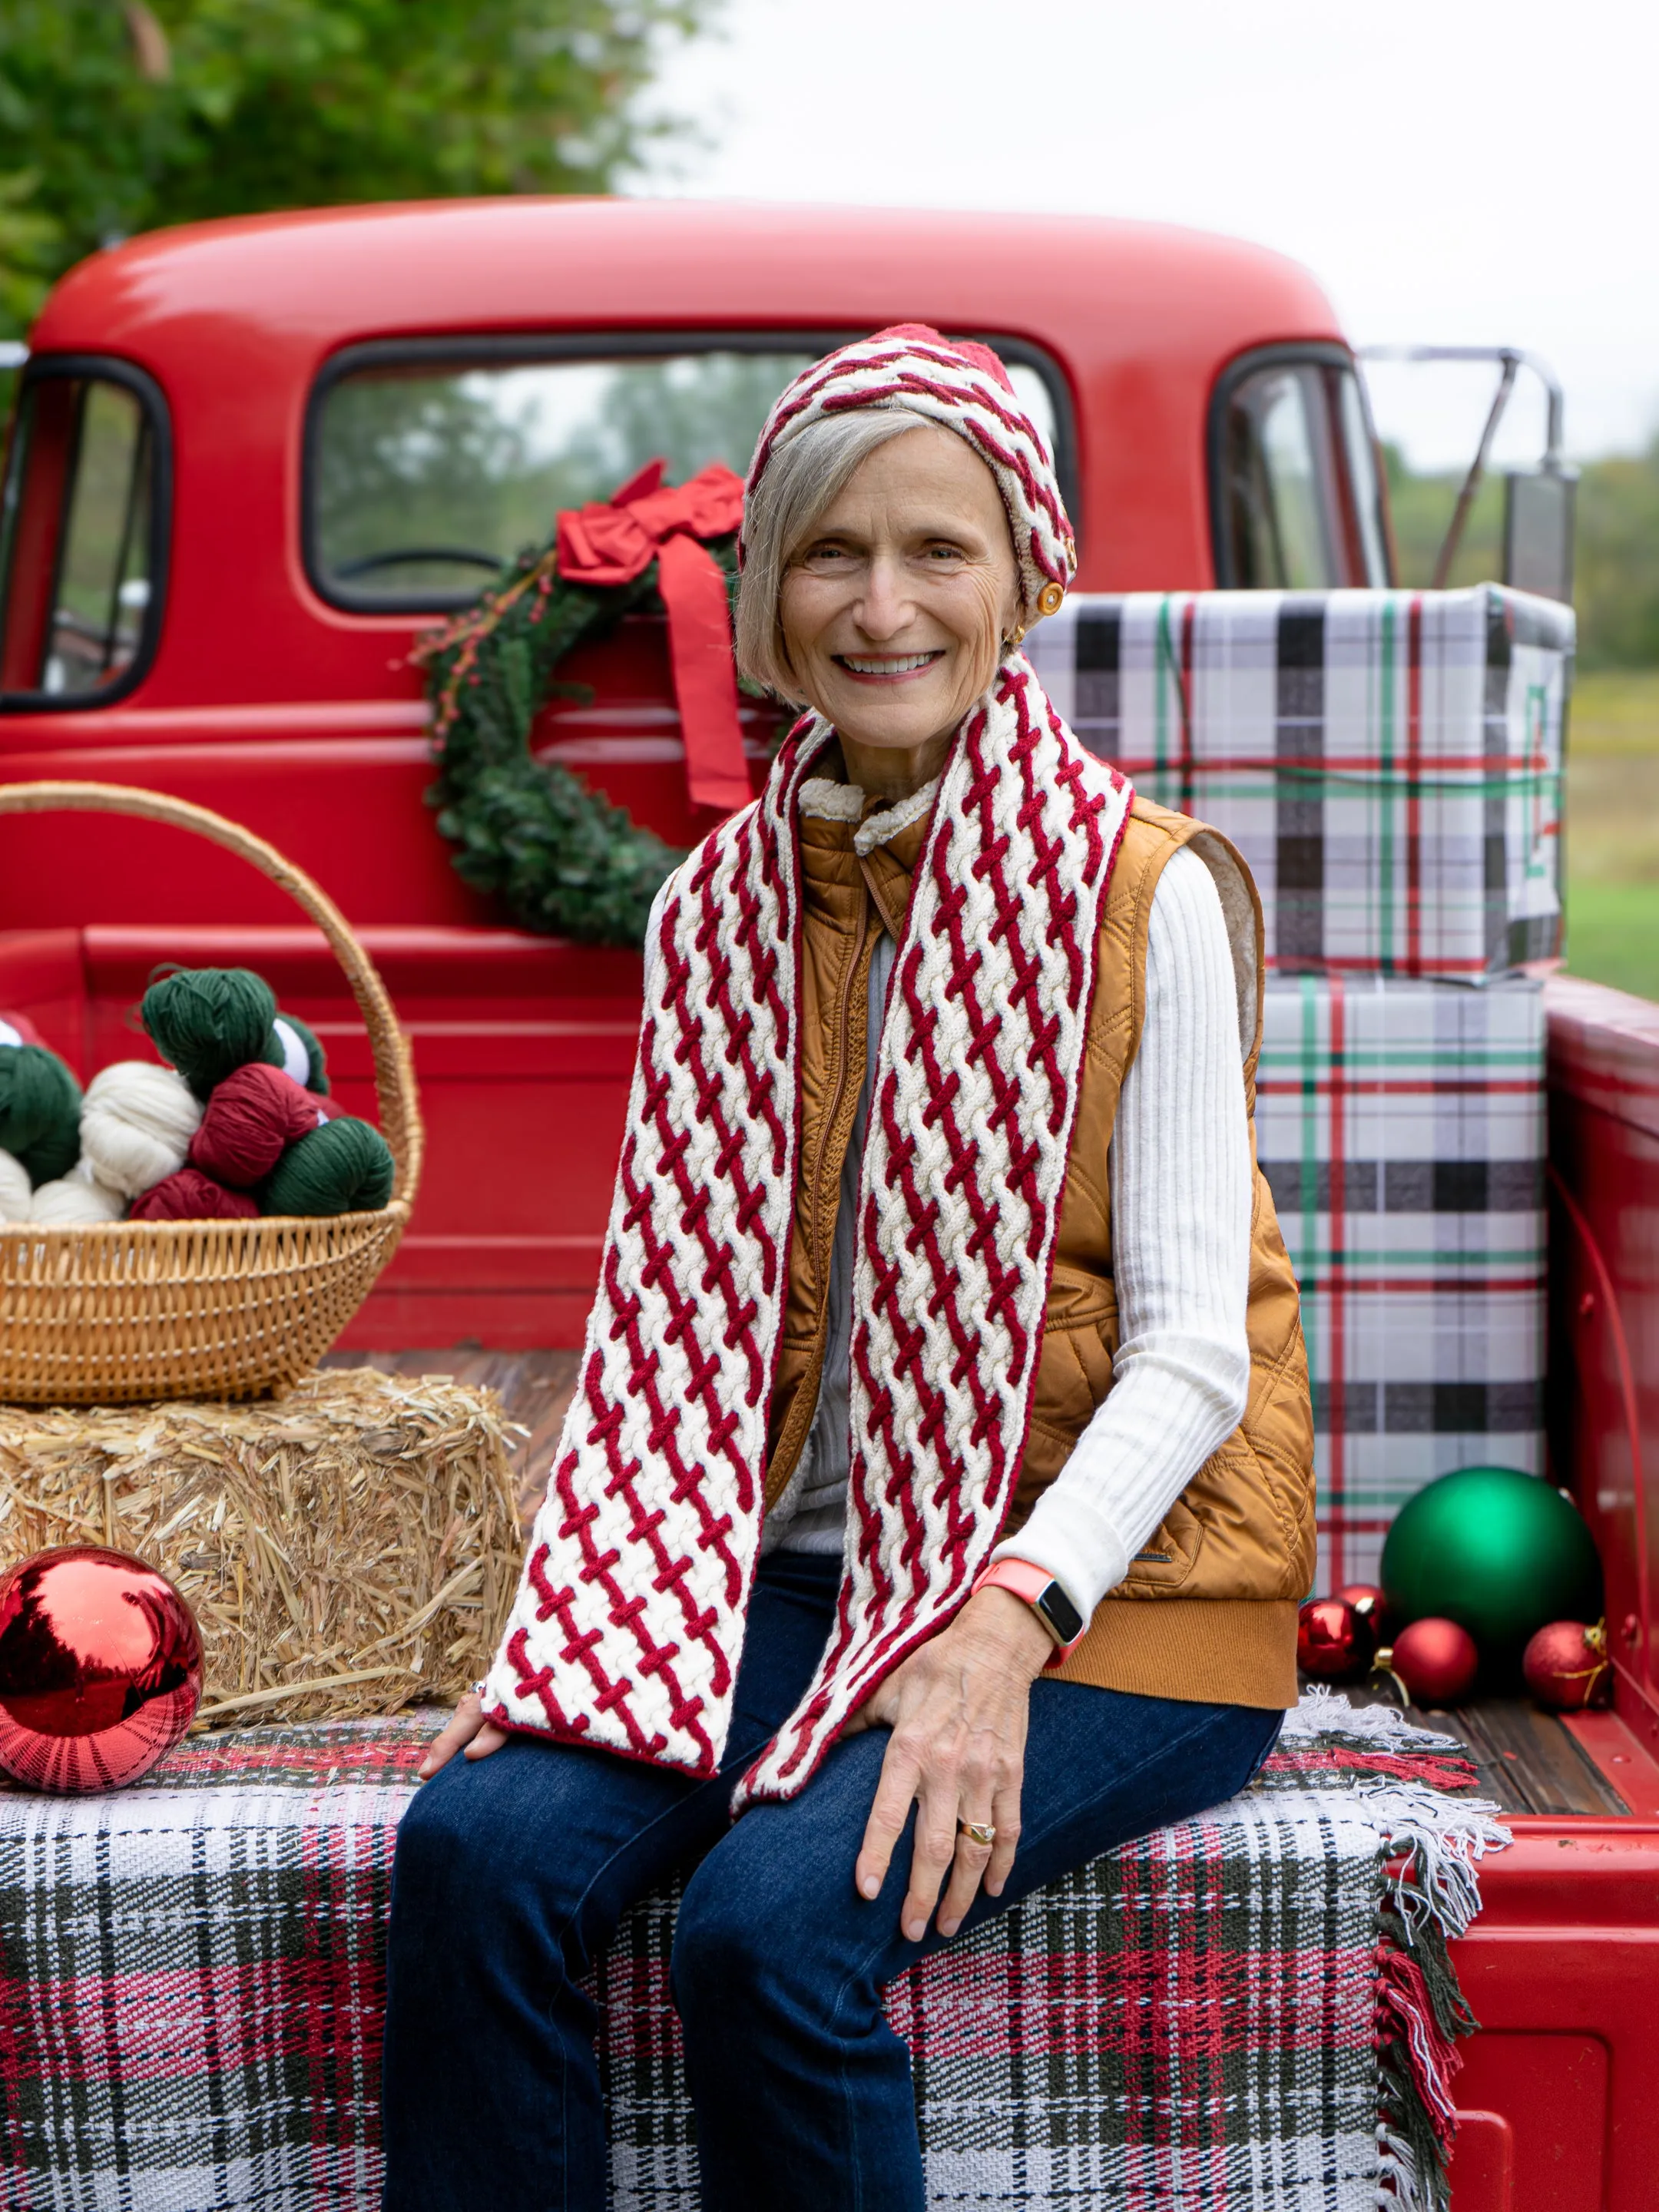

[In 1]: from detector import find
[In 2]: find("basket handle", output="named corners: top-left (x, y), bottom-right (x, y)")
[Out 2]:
top-left (0, 781), bottom-right (422, 1208)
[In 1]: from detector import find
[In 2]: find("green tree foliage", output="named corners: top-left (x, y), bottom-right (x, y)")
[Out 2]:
top-left (1575, 443), bottom-right (1659, 667)
top-left (0, 0), bottom-right (709, 338)
top-left (1384, 440), bottom-right (1659, 670)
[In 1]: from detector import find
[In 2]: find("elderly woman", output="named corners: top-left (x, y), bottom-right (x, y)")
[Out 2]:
top-left (382, 327), bottom-right (1314, 2212)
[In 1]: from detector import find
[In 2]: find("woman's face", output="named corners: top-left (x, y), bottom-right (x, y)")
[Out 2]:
top-left (778, 423), bottom-right (1020, 755)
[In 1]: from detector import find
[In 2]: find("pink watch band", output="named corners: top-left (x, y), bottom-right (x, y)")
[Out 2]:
top-left (972, 1558), bottom-right (1084, 1665)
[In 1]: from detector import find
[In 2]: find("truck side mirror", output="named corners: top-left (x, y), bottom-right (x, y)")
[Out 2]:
top-left (1504, 467), bottom-right (1576, 604)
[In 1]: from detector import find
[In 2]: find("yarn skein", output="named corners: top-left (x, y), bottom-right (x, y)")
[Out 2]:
top-left (0, 1012), bottom-right (45, 1050)
top-left (261, 1116), bottom-right (394, 1217)
top-left (0, 1147), bottom-right (31, 1222)
top-left (81, 1062), bottom-right (204, 1200)
top-left (142, 969), bottom-right (283, 1101)
top-left (270, 1013), bottom-right (330, 1096)
top-left (191, 1063), bottom-right (329, 1188)
top-left (131, 1167), bottom-right (260, 1223)
top-left (0, 1042), bottom-right (82, 1187)
top-left (31, 1161), bottom-right (127, 1226)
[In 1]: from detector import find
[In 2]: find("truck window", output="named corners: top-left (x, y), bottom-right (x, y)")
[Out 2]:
top-left (1211, 349), bottom-right (1390, 588)
top-left (306, 343), bottom-right (1065, 612)
top-left (0, 363), bottom-right (165, 704)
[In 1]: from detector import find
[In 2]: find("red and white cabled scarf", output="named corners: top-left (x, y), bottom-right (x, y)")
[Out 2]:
top-left (484, 324), bottom-right (1133, 1801)
top-left (484, 661), bottom-right (1133, 1800)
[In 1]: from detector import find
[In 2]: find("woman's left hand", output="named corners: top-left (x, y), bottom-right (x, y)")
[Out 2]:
top-left (846, 1586), bottom-right (1055, 1942)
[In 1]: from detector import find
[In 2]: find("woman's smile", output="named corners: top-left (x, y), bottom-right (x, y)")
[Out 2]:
top-left (834, 650), bottom-right (945, 681)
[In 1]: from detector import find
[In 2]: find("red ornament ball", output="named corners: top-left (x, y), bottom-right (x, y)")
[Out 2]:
top-left (1389, 1617), bottom-right (1479, 1707)
top-left (1522, 1620), bottom-right (1611, 1712)
top-left (1298, 1596), bottom-right (1374, 1681)
top-left (1338, 1582), bottom-right (1392, 1639)
top-left (0, 1547), bottom-right (202, 1792)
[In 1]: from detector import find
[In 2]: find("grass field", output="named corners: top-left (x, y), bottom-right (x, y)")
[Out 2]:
top-left (1563, 669), bottom-right (1659, 1002)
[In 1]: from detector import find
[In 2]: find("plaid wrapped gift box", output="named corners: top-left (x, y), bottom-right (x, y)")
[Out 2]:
top-left (0, 1701), bottom-right (1505, 2212)
top-left (1257, 974), bottom-right (1548, 1589)
top-left (1024, 584), bottom-right (1571, 979)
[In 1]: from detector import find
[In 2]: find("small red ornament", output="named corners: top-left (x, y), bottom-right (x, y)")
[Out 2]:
top-left (1338, 1582), bottom-right (1392, 1639)
top-left (0, 1547), bottom-right (202, 1793)
top-left (1298, 1596), bottom-right (1374, 1681)
top-left (1386, 1617), bottom-right (1479, 1707)
top-left (1522, 1619), bottom-right (1611, 1711)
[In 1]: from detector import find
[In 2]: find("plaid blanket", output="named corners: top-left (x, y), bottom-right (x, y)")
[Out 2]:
top-left (1023, 584), bottom-right (1571, 979)
top-left (1257, 975), bottom-right (1547, 1588)
top-left (0, 1696), bottom-right (1505, 2211)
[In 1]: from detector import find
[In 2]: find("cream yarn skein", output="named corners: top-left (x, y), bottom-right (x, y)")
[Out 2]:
top-left (81, 1061), bottom-right (203, 1200)
top-left (31, 1160), bottom-right (127, 1225)
top-left (0, 1145), bottom-right (30, 1222)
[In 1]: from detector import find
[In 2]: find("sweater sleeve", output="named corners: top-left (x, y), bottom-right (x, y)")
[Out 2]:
top-left (989, 843), bottom-right (1253, 1623)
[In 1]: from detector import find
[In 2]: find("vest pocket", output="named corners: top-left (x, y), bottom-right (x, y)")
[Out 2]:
top-left (1120, 1494), bottom-right (1204, 1590)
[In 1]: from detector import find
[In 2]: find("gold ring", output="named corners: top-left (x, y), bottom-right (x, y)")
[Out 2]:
top-left (958, 1818), bottom-right (996, 1847)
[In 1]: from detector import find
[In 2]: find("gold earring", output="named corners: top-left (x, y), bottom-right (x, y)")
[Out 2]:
top-left (1006, 622), bottom-right (1027, 649)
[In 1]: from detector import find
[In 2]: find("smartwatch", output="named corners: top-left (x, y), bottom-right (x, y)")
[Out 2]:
top-left (971, 1558), bottom-right (1087, 1665)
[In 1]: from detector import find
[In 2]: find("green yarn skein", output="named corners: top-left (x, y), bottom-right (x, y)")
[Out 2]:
top-left (0, 1042), bottom-right (83, 1186)
top-left (142, 969), bottom-right (283, 1101)
top-left (261, 1116), bottom-right (394, 1217)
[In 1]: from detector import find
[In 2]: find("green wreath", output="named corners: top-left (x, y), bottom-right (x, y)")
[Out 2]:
top-left (418, 535), bottom-right (750, 946)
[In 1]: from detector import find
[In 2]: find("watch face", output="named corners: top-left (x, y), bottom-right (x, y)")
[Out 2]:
top-left (1039, 1581), bottom-right (1084, 1644)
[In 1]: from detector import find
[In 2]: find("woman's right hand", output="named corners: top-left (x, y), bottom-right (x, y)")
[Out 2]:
top-left (416, 1689), bottom-right (512, 1780)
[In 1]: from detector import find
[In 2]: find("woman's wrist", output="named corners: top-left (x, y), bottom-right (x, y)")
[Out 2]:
top-left (959, 1584), bottom-right (1056, 1675)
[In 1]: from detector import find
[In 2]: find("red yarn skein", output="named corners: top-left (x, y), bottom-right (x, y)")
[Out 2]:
top-left (190, 1063), bottom-right (329, 1188)
top-left (131, 1167), bottom-right (260, 1222)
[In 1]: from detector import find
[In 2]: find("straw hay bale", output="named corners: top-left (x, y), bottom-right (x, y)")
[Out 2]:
top-left (0, 1368), bottom-right (522, 1726)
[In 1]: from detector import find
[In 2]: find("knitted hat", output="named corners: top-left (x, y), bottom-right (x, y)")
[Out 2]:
top-left (742, 324), bottom-right (1076, 628)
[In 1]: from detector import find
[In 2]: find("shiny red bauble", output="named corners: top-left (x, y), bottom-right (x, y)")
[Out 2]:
top-left (0, 1546), bottom-right (202, 1792)
top-left (1338, 1583), bottom-right (1392, 1639)
top-left (1389, 1617), bottom-right (1479, 1707)
top-left (1522, 1620), bottom-right (1611, 1712)
top-left (1297, 1596), bottom-right (1375, 1681)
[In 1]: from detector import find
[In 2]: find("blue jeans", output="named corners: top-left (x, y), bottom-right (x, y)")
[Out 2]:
top-left (382, 1553), bottom-right (1279, 2212)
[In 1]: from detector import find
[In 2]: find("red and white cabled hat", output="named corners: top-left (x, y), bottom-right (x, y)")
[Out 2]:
top-left (742, 323), bottom-right (1076, 628)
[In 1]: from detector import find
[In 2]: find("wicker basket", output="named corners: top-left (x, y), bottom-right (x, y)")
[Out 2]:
top-left (0, 782), bottom-right (423, 1405)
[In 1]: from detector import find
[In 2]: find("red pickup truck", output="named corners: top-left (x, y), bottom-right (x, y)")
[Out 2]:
top-left (2, 200), bottom-right (1655, 2210)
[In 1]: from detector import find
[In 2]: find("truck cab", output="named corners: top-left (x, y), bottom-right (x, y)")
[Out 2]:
top-left (2, 200), bottom-right (1655, 2209)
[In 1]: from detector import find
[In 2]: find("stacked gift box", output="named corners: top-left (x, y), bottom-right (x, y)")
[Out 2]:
top-left (1028, 584), bottom-right (1573, 1584)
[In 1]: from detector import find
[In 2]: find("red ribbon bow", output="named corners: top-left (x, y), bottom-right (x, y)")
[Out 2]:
top-left (555, 460), bottom-right (752, 816)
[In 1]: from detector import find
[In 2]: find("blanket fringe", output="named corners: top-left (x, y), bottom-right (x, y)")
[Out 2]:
top-left (1281, 1694), bottom-right (1511, 2211)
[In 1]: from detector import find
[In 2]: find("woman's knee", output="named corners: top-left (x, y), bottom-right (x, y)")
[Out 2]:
top-left (393, 1744), bottom-right (561, 1923)
top-left (671, 1810), bottom-right (866, 2028)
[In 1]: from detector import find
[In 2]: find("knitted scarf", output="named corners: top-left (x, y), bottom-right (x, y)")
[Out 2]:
top-left (484, 658), bottom-right (1134, 1800)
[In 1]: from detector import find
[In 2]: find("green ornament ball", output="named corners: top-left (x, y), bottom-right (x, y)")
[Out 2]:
top-left (1382, 1466), bottom-right (1601, 1667)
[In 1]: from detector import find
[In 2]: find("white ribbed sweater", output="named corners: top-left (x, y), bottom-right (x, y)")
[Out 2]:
top-left (763, 841), bottom-right (1253, 1630)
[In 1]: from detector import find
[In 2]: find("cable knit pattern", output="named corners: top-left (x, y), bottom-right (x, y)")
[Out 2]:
top-left (485, 657), bottom-right (1134, 1793)
top-left (990, 845), bottom-right (1253, 1615)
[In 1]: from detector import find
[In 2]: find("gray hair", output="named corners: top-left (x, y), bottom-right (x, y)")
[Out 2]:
top-left (734, 409), bottom-right (926, 702)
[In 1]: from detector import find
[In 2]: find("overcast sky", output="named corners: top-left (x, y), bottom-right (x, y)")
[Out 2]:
top-left (641, 0), bottom-right (1657, 469)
